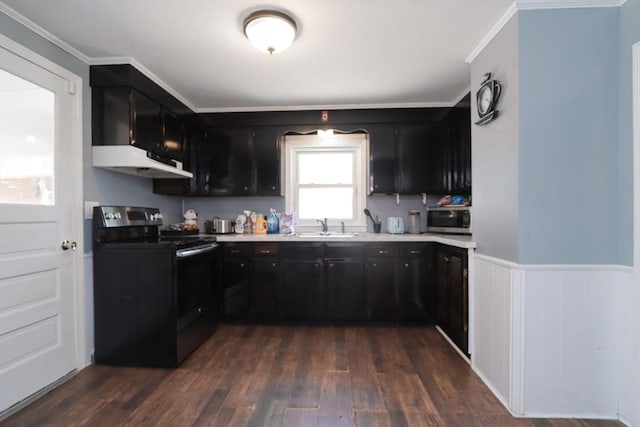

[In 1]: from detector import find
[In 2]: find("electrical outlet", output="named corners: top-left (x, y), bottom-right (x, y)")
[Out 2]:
top-left (85, 201), bottom-right (100, 219)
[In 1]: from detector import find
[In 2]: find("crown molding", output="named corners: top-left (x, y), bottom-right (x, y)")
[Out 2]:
top-left (465, 3), bottom-right (517, 64)
top-left (196, 101), bottom-right (456, 114)
top-left (466, 0), bottom-right (626, 64)
top-left (0, 2), bottom-right (90, 63)
top-left (516, 0), bottom-right (627, 9)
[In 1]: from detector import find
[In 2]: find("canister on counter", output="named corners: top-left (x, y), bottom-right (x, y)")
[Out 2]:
top-left (408, 210), bottom-right (421, 234)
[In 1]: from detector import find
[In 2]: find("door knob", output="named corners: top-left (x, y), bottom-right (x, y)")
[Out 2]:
top-left (61, 240), bottom-right (77, 251)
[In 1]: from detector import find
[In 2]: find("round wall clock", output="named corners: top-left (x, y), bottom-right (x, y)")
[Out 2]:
top-left (475, 73), bottom-right (502, 126)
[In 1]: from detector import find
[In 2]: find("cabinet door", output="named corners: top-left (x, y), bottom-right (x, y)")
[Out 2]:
top-left (397, 123), bottom-right (438, 194)
top-left (253, 126), bottom-right (281, 196)
top-left (368, 124), bottom-right (397, 194)
top-left (162, 110), bottom-right (185, 161)
top-left (366, 258), bottom-right (398, 321)
top-left (221, 258), bottom-right (251, 319)
top-left (450, 108), bottom-right (472, 194)
top-left (436, 249), bottom-right (450, 328)
top-left (399, 244), bottom-right (433, 322)
top-left (281, 259), bottom-right (325, 320)
top-left (326, 259), bottom-right (366, 321)
top-left (198, 127), bottom-right (253, 195)
top-left (423, 124), bottom-right (450, 194)
top-left (447, 249), bottom-right (468, 354)
top-left (131, 89), bottom-right (162, 156)
top-left (251, 258), bottom-right (280, 317)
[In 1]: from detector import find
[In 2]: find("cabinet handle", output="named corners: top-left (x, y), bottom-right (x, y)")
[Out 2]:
top-left (378, 250), bottom-right (389, 255)
top-left (410, 250), bottom-right (420, 254)
top-left (405, 263), bottom-right (409, 268)
top-left (272, 262), bottom-right (277, 267)
top-left (240, 263), bottom-right (245, 268)
top-left (230, 249), bottom-right (240, 254)
top-left (372, 263), bottom-right (377, 267)
top-left (260, 250), bottom-right (271, 254)
top-left (444, 256), bottom-right (450, 262)
top-left (244, 186), bottom-right (248, 191)
top-left (329, 263), bottom-right (334, 268)
top-left (271, 186), bottom-right (276, 190)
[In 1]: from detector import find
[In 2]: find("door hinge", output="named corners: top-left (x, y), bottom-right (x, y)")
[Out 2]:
top-left (463, 268), bottom-right (468, 279)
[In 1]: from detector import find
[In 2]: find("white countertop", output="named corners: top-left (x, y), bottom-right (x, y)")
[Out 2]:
top-left (208, 232), bottom-right (476, 249)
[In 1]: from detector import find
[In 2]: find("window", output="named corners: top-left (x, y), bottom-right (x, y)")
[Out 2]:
top-left (283, 133), bottom-right (368, 231)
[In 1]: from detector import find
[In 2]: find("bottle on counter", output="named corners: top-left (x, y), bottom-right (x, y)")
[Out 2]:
top-left (267, 209), bottom-right (279, 234)
top-left (255, 214), bottom-right (267, 234)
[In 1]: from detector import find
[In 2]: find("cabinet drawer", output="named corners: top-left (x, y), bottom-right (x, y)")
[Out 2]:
top-left (400, 245), bottom-right (429, 257)
top-left (366, 245), bottom-right (397, 258)
top-left (254, 244), bottom-right (279, 256)
top-left (224, 244), bottom-right (251, 257)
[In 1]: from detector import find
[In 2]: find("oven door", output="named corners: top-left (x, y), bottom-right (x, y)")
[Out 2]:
top-left (175, 242), bottom-right (219, 363)
top-left (175, 243), bottom-right (218, 319)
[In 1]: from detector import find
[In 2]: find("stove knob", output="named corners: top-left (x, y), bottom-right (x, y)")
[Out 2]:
top-left (105, 212), bottom-right (114, 220)
top-left (115, 212), bottom-right (122, 219)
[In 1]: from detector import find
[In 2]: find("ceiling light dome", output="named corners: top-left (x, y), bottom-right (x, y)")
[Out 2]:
top-left (243, 10), bottom-right (297, 55)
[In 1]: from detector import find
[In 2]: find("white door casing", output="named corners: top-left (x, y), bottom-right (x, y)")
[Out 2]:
top-left (0, 34), bottom-right (84, 413)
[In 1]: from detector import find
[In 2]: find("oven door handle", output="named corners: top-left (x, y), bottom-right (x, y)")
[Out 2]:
top-left (176, 243), bottom-right (219, 258)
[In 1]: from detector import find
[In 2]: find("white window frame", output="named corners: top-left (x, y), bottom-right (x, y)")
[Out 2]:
top-left (283, 133), bottom-right (369, 232)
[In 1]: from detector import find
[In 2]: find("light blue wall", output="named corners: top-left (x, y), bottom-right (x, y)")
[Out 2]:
top-left (470, 16), bottom-right (520, 262)
top-left (518, 8), bottom-right (619, 264)
top-left (618, 0), bottom-right (640, 266)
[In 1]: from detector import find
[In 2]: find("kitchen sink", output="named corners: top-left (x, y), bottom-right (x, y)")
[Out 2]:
top-left (295, 232), bottom-right (360, 238)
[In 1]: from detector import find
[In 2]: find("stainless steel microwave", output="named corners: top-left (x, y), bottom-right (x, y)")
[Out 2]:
top-left (426, 206), bottom-right (472, 235)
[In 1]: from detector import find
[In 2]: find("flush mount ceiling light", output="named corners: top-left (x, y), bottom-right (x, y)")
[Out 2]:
top-left (243, 10), bottom-right (297, 55)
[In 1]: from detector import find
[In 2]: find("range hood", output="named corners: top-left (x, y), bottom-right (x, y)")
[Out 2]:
top-left (92, 146), bottom-right (193, 179)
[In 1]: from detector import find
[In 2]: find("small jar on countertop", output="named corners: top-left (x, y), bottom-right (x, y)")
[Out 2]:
top-left (408, 210), bottom-right (421, 234)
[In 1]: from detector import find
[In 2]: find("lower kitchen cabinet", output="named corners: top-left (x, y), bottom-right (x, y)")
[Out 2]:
top-left (399, 244), bottom-right (434, 322)
top-left (217, 241), bottom-right (459, 326)
top-left (366, 245), bottom-right (398, 321)
top-left (221, 244), bottom-right (251, 319)
top-left (326, 258), bottom-right (367, 321)
top-left (436, 244), bottom-right (469, 355)
top-left (251, 244), bottom-right (280, 318)
top-left (280, 243), bottom-right (325, 320)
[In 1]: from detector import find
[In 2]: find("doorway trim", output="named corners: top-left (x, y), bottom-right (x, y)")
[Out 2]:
top-left (0, 33), bottom-right (86, 370)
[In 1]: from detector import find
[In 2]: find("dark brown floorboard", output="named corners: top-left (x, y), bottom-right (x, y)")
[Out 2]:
top-left (0, 324), bottom-right (624, 427)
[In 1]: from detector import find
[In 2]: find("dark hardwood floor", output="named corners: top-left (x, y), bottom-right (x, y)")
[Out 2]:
top-left (1, 324), bottom-right (624, 427)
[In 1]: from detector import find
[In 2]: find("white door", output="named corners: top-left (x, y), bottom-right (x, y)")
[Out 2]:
top-left (0, 39), bottom-right (82, 412)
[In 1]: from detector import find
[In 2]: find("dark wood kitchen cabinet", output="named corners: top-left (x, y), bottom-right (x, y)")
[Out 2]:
top-left (220, 244), bottom-right (251, 319)
top-left (325, 244), bottom-right (366, 321)
top-left (448, 104), bottom-right (472, 194)
top-left (399, 244), bottom-right (435, 322)
top-left (280, 244), bottom-right (325, 320)
top-left (198, 127), bottom-right (253, 196)
top-left (397, 123), bottom-right (440, 194)
top-left (368, 124), bottom-right (397, 194)
top-left (253, 126), bottom-right (281, 196)
top-left (251, 244), bottom-right (280, 317)
top-left (366, 245), bottom-right (398, 321)
top-left (436, 244), bottom-right (469, 355)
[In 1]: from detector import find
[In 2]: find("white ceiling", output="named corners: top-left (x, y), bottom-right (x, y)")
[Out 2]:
top-left (0, 0), bottom-right (515, 112)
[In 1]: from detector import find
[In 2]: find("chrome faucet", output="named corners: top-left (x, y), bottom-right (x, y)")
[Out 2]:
top-left (317, 218), bottom-right (328, 233)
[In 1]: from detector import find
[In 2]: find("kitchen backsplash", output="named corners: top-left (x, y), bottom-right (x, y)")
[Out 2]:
top-left (184, 194), bottom-right (441, 233)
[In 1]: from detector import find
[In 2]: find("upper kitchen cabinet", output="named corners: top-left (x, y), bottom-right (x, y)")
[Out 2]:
top-left (91, 64), bottom-right (199, 179)
top-left (253, 126), bottom-right (281, 196)
top-left (397, 123), bottom-right (440, 194)
top-left (367, 124), bottom-right (397, 194)
top-left (198, 127), bottom-right (253, 196)
top-left (448, 99), bottom-right (472, 194)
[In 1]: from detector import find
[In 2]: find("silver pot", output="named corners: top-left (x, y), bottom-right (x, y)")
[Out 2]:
top-left (205, 217), bottom-right (234, 234)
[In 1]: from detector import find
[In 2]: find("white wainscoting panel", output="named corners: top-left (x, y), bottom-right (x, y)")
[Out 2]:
top-left (472, 255), bottom-right (516, 410)
top-left (520, 266), bottom-right (631, 418)
top-left (472, 255), bottom-right (636, 422)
